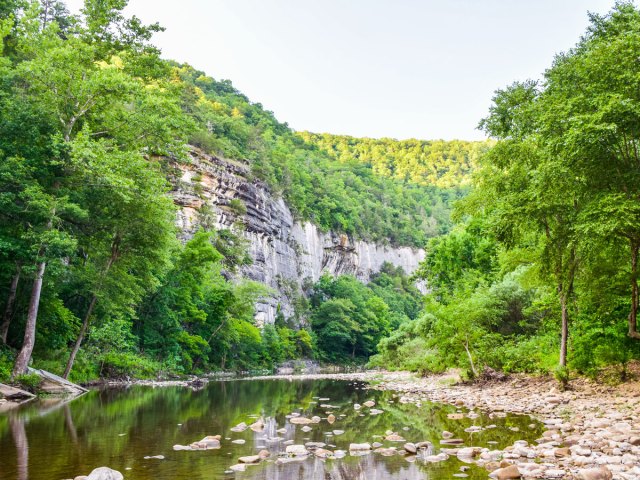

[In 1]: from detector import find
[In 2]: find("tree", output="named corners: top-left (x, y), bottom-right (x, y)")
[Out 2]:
top-left (474, 80), bottom-right (582, 368)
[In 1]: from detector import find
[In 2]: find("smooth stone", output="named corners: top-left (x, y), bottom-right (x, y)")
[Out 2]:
top-left (301, 426), bottom-right (312, 432)
top-left (143, 455), bottom-right (164, 460)
top-left (404, 442), bottom-right (417, 454)
top-left (229, 464), bottom-right (246, 472)
top-left (314, 448), bottom-right (333, 458)
top-left (577, 467), bottom-right (613, 480)
top-left (249, 419), bottom-right (264, 432)
top-left (305, 442), bottom-right (326, 448)
top-left (286, 444), bottom-right (308, 456)
top-left (363, 400), bottom-right (375, 408)
top-left (349, 443), bottom-right (371, 451)
top-left (230, 422), bottom-right (247, 432)
top-left (290, 417), bottom-right (313, 425)
top-left (86, 468), bottom-right (124, 480)
top-left (489, 465), bottom-right (521, 479)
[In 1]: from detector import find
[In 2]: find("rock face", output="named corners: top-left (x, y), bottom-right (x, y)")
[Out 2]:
top-left (172, 149), bottom-right (426, 324)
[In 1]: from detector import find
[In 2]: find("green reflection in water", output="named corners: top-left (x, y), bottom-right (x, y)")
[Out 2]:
top-left (0, 379), bottom-right (543, 480)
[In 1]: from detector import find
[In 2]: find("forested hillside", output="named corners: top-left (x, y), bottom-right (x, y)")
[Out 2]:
top-left (174, 65), bottom-right (475, 246)
top-left (299, 132), bottom-right (489, 188)
top-left (0, 0), bottom-right (465, 383)
top-left (372, 2), bottom-right (640, 384)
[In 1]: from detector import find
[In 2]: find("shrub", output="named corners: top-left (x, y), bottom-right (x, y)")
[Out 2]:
top-left (99, 352), bottom-right (160, 379)
top-left (14, 373), bottom-right (42, 392)
top-left (228, 198), bottom-right (247, 216)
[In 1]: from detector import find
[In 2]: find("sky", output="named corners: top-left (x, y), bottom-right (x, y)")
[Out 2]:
top-left (65, 0), bottom-right (618, 140)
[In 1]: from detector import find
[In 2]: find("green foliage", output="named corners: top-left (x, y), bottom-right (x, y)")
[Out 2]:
top-left (299, 132), bottom-right (490, 188)
top-left (310, 266), bottom-right (421, 363)
top-left (0, 348), bottom-right (13, 383)
top-left (228, 198), bottom-right (247, 216)
top-left (99, 352), bottom-right (160, 380)
top-left (173, 65), bottom-right (473, 247)
top-left (14, 372), bottom-right (41, 391)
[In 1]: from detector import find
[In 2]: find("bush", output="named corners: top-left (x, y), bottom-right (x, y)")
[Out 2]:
top-left (554, 365), bottom-right (570, 390)
top-left (228, 198), bottom-right (247, 216)
top-left (99, 352), bottom-right (161, 379)
top-left (14, 373), bottom-right (42, 392)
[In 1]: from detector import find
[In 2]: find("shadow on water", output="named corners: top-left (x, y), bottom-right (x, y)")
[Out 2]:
top-left (0, 379), bottom-right (544, 480)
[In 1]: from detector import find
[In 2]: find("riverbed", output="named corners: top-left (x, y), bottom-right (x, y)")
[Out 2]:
top-left (0, 377), bottom-right (543, 479)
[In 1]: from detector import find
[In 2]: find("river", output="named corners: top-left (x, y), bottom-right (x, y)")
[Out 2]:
top-left (0, 378), bottom-right (543, 479)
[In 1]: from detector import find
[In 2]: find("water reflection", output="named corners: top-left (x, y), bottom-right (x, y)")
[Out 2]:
top-left (0, 379), bottom-right (543, 480)
top-left (9, 416), bottom-right (28, 480)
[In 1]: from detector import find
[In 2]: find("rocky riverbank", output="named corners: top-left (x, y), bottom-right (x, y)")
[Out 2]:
top-left (358, 370), bottom-right (640, 480)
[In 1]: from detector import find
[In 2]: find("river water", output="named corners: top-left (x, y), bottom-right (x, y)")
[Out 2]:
top-left (0, 379), bottom-right (543, 479)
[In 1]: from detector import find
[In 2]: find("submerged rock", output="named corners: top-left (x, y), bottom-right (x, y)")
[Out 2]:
top-left (230, 422), bottom-right (248, 432)
top-left (173, 435), bottom-right (221, 451)
top-left (349, 443), bottom-right (372, 451)
top-left (290, 417), bottom-right (313, 425)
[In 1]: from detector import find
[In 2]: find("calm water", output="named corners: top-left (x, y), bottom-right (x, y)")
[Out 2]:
top-left (0, 379), bottom-right (543, 480)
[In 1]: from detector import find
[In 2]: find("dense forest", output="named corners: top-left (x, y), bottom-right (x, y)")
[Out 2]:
top-left (0, 0), bottom-right (452, 383)
top-left (2, 0), bottom-right (640, 388)
top-left (372, 2), bottom-right (640, 385)
top-left (298, 132), bottom-right (488, 188)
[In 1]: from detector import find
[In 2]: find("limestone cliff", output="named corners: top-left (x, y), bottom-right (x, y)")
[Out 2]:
top-left (171, 149), bottom-right (425, 324)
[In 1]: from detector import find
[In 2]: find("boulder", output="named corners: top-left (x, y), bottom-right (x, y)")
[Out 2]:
top-left (285, 444), bottom-right (308, 456)
top-left (86, 467), bottom-right (124, 480)
top-left (314, 448), bottom-right (333, 458)
top-left (404, 442), bottom-right (417, 454)
top-left (577, 467), bottom-right (613, 480)
top-left (28, 368), bottom-right (87, 395)
top-left (349, 443), bottom-right (371, 451)
top-left (230, 422), bottom-right (247, 432)
top-left (249, 419), bottom-right (264, 432)
top-left (0, 383), bottom-right (35, 401)
top-left (489, 465), bottom-right (521, 479)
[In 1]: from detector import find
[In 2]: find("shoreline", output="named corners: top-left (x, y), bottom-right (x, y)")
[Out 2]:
top-left (3, 370), bottom-right (639, 478)
top-left (366, 371), bottom-right (640, 480)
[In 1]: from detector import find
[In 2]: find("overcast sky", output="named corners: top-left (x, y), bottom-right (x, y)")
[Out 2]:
top-left (65, 0), bottom-right (618, 140)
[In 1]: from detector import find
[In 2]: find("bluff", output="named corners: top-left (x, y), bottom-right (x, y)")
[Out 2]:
top-left (171, 149), bottom-right (425, 324)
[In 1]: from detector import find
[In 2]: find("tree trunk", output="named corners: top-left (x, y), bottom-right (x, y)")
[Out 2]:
top-left (63, 236), bottom-right (120, 379)
top-left (1, 266), bottom-right (21, 344)
top-left (63, 295), bottom-right (97, 379)
top-left (463, 337), bottom-right (478, 378)
top-left (559, 292), bottom-right (569, 367)
top-left (628, 240), bottom-right (640, 339)
top-left (12, 261), bottom-right (46, 378)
